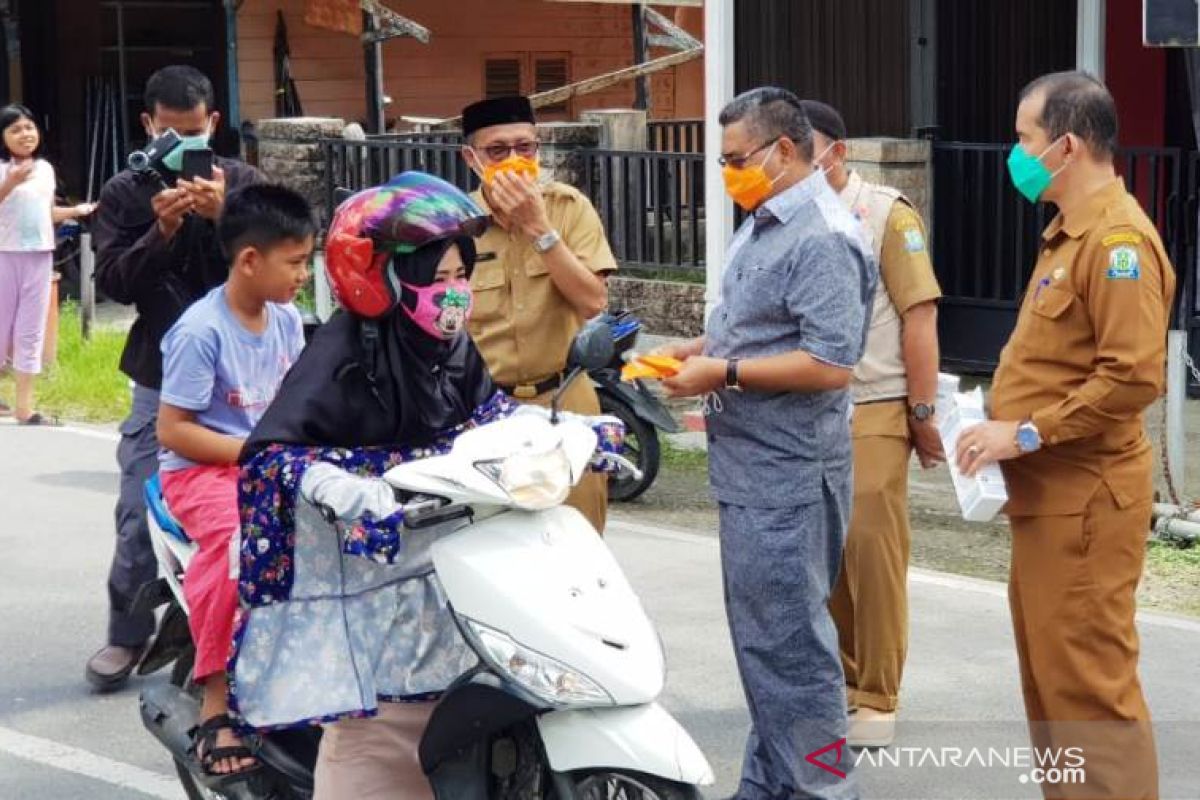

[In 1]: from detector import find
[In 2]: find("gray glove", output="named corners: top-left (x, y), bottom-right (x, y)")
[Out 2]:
top-left (299, 462), bottom-right (399, 523)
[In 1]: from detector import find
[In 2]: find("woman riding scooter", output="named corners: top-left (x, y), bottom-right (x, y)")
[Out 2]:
top-left (229, 172), bottom-right (621, 799)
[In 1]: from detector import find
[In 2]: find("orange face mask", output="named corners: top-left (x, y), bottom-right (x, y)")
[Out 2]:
top-left (481, 154), bottom-right (540, 185)
top-left (722, 141), bottom-right (783, 211)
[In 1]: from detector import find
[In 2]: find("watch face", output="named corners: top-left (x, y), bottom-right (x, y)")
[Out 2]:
top-left (910, 403), bottom-right (932, 421)
top-left (1017, 426), bottom-right (1040, 452)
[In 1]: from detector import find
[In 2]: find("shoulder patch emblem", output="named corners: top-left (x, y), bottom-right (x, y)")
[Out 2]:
top-left (1102, 232), bottom-right (1143, 248)
top-left (902, 228), bottom-right (926, 253)
top-left (1106, 246), bottom-right (1140, 280)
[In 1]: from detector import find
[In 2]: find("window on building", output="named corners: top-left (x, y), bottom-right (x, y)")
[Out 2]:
top-left (482, 53), bottom-right (572, 118)
top-left (534, 56), bottom-right (570, 116)
top-left (484, 58), bottom-right (523, 99)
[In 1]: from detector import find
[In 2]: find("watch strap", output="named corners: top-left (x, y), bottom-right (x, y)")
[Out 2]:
top-left (725, 358), bottom-right (741, 390)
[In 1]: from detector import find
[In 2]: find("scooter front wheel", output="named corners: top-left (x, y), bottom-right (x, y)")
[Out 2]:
top-left (568, 770), bottom-right (702, 800)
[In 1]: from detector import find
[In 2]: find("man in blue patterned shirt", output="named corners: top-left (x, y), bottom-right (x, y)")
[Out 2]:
top-left (662, 87), bottom-right (876, 799)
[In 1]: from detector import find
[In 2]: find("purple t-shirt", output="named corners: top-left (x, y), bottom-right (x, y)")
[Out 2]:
top-left (159, 285), bottom-right (305, 471)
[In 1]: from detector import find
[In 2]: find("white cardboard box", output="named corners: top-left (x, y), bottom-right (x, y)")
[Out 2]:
top-left (936, 374), bottom-right (1009, 522)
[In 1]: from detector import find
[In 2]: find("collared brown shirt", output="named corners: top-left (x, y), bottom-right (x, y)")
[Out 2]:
top-left (991, 178), bottom-right (1176, 515)
top-left (468, 181), bottom-right (617, 389)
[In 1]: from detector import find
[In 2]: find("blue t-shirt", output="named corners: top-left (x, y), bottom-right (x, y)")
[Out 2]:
top-left (159, 285), bottom-right (305, 471)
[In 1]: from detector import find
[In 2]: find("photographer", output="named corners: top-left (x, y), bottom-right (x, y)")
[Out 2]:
top-left (86, 65), bottom-right (261, 691)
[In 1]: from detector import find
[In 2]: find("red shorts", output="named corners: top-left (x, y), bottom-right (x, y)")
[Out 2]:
top-left (161, 464), bottom-right (241, 680)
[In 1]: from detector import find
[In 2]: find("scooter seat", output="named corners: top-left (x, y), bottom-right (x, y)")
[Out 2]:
top-left (144, 474), bottom-right (190, 544)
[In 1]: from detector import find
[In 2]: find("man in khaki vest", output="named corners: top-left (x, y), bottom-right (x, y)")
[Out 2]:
top-left (801, 100), bottom-right (943, 747)
top-left (459, 96), bottom-right (616, 533)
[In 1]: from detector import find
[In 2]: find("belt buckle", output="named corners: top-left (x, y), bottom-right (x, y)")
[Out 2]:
top-left (513, 384), bottom-right (538, 399)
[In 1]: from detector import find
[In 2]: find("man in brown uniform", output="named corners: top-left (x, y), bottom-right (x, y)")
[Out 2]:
top-left (958, 72), bottom-right (1174, 799)
top-left (460, 96), bottom-right (617, 533)
top-left (802, 100), bottom-right (944, 748)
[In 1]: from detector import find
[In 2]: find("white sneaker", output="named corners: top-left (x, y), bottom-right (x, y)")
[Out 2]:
top-left (847, 707), bottom-right (896, 748)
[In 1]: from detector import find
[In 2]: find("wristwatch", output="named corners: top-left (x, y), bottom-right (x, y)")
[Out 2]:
top-left (1015, 419), bottom-right (1042, 454)
top-left (532, 229), bottom-right (562, 254)
top-left (725, 358), bottom-right (743, 391)
top-left (909, 402), bottom-right (934, 422)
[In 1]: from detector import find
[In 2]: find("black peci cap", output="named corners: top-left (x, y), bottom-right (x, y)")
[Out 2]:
top-left (462, 96), bottom-right (536, 137)
top-left (798, 99), bottom-right (848, 142)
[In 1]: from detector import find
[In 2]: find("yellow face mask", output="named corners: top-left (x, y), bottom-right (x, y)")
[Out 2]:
top-left (481, 154), bottom-right (540, 185)
top-left (722, 140), bottom-right (783, 212)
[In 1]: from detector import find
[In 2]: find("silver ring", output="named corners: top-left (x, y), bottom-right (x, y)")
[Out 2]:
top-left (967, 446), bottom-right (980, 456)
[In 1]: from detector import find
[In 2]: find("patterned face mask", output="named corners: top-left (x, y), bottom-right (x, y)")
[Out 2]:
top-left (400, 279), bottom-right (473, 340)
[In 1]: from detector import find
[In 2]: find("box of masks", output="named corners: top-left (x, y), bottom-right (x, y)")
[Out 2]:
top-left (935, 373), bottom-right (1008, 522)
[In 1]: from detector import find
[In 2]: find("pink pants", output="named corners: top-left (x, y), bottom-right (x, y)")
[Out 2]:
top-left (0, 251), bottom-right (52, 374)
top-left (314, 701), bottom-right (436, 800)
top-left (161, 464), bottom-right (241, 680)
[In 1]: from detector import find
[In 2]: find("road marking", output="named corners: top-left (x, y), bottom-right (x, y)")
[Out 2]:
top-left (0, 726), bottom-right (184, 799)
top-left (608, 516), bottom-right (1200, 634)
top-left (0, 421), bottom-right (120, 442)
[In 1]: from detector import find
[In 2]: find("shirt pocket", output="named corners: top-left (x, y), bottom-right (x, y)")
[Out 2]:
top-left (1021, 285), bottom-right (1077, 350)
top-left (524, 251), bottom-right (550, 278)
top-left (470, 263), bottom-right (508, 328)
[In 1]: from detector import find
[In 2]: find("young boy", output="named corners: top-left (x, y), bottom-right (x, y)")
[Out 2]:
top-left (157, 183), bottom-right (314, 776)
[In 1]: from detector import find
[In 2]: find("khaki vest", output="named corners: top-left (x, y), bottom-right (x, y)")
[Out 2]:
top-left (838, 171), bottom-right (909, 403)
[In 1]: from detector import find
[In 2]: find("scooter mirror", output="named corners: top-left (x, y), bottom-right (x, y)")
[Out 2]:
top-left (550, 316), bottom-right (615, 423)
top-left (567, 315), bottom-right (616, 372)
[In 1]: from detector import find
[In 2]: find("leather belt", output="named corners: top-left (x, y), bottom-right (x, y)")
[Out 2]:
top-left (499, 373), bottom-right (563, 399)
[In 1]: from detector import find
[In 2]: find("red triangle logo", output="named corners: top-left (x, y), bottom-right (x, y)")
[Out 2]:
top-left (805, 737), bottom-right (848, 779)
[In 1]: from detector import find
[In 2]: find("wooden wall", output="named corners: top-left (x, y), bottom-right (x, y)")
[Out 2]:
top-left (235, 0), bottom-right (701, 127)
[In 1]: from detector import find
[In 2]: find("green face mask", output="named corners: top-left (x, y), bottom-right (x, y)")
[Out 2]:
top-left (1006, 137), bottom-right (1065, 203)
top-left (156, 124), bottom-right (211, 173)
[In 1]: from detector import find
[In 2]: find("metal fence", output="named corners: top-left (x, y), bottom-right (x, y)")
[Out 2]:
top-left (581, 149), bottom-right (706, 275)
top-left (322, 137), bottom-right (707, 276)
top-left (322, 139), bottom-right (478, 219)
top-left (932, 141), bottom-right (1199, 383)
top-left (648, 119), bottom-right (704, 153)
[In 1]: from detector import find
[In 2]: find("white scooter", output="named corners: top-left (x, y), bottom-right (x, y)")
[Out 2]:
top-left (381, 320), bottom-right (713, 799)
top-left (137, 318), bottom-right (713, 800)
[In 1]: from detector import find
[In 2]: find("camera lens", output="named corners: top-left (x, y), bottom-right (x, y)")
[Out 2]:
top-left (127, 151), bottom-right (150, 172)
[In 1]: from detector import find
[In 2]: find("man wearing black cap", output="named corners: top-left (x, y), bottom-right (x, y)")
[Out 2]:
top-left (800, 99), bottom-right (943, 748)
top-left (459, 95), bottom-right (617, 533)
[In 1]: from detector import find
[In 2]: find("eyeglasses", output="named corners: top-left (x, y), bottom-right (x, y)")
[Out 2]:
top-left (478, 139), bottom-right (540, 162)
top-left (717, 138), bottom-right (779, 169)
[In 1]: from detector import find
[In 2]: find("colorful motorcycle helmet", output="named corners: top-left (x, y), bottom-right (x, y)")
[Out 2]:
top-left (324, 171), bottom-right (488, 319)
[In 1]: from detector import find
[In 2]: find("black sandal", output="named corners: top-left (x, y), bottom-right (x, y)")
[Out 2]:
top-left (189, 714), bottom-right (260, 777)
top-left (17, 412), bottom-right (61, 427)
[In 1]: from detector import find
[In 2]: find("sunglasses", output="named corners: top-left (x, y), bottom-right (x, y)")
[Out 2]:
top-left (477, 140), bottom-right (540, 161)
top-left (717, 138), bottom-right (780, 169)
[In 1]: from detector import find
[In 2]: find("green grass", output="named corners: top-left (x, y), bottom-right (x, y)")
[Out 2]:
top-left (0, 302), bottom-right (130, 423)
top-left (661, 437), bottom-right (708, 470)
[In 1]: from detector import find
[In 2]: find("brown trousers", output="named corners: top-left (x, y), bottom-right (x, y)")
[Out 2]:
top-left (526, 375), bottom-right (608, 534)
top-left (829, 400), bottom-right (912, 713)
top-left (1009, 482), bottom-right (1158, 799)
top-left (314, 700), bottom-right (437, 800)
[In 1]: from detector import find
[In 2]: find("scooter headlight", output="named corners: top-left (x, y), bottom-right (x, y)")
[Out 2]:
top-left (475, 445), bottom-right (572, 511)
top-left (465, 619), bottom-right (614, 707)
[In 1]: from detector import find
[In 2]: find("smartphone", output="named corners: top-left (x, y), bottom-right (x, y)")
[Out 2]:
top-left (181, 148), bottom-right (214, 181)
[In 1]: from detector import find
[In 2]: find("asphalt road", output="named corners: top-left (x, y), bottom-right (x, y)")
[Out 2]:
top-left (2, 422), bottom-right (1200, 799)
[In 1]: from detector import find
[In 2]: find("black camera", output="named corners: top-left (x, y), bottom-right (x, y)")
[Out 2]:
top-left (127, 129), bottom-right (182, 184)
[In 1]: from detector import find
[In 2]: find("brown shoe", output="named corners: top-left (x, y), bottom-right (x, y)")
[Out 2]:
top-left (85, 645), bottom-right (143, 692)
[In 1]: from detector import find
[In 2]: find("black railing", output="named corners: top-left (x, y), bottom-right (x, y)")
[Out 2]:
top-left (648, 119), bottom-right (704, 153)
top-left (581, 148), bottom-right (706, 275)
top-left (932, 141), bottom-right (1197, 381)
top-left (322, 139), bottom-right (478, 223)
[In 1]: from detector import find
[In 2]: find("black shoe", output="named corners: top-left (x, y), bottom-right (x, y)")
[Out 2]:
top-left (85, 644), bottom-right (143, 691)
